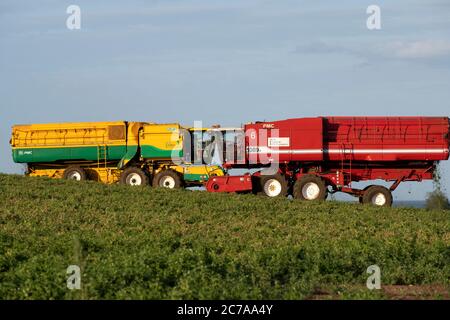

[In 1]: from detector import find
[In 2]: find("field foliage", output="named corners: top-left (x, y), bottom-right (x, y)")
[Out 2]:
top-left (0, 174), bottom-right (448, 299)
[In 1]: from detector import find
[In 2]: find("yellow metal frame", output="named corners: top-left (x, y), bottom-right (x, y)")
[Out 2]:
top-left (14, 121), bottom-right (225, 185)
top-left (28, 167), bottom-right (122, 184)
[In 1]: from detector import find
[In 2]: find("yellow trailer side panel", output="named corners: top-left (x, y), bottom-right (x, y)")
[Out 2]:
top-left (140, 123), bottom-right (184, 159)
top-left (11, 121), bottom-right (128, 163)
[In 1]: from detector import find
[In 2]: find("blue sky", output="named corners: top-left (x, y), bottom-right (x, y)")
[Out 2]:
top-left (1, 0), bottom-right (449, 200)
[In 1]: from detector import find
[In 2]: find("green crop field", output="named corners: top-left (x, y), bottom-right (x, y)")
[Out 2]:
top-left (0, 173), bottom-right (448, 300)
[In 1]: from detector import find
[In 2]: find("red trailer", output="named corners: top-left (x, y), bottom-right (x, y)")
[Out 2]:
top-left (205, 117), bottom-right (450, 207)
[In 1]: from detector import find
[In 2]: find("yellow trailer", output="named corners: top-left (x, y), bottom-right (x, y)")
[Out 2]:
top-left (10, 121), bottom-right (223, 187)
top-left (121, 122), bottom-right (224, 187)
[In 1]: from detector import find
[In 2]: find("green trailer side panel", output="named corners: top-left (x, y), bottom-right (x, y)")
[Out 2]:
top-left (183, 173), bottom-right (208, 181)
top-left (12, 146), bottom-right (127, 163)
top-left (140, 145), bottom-right (183, 160)
top-left (117, 145), bottom-right (139, 169)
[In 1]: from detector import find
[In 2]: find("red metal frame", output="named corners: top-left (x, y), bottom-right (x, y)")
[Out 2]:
top-left (207, 116), bottom-right (449, 198)
top-left (206, 174), bottom-right (252, 193)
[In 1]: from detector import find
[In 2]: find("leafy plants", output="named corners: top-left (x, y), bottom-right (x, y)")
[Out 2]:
top-left (0, 174), bottom-right (448, 299)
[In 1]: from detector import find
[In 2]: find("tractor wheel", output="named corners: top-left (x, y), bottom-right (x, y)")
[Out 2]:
top-left (120, 167), bottom-right (149, 186)
top-left (293, 175), bottom-right (327, 201)
top-left (362, 186), bottom-right (393, 207)
top-left (152, 170), bottom-right (183, 189)
top-left (257, 174), bottom-right (288, 197)
top-left (63, 166), bottom-right (87, 181)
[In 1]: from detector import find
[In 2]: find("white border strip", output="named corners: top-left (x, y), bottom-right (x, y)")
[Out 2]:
top-left (248, 147), bottom-right (448, 154)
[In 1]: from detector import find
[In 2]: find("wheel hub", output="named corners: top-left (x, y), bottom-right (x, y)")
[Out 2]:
top-left (126, 173), bottom-right (142, 186)
top-left (302, 182), bottom-right (320, 200)
top-left (264, 179), bottom-right (282, 197)
top-left (372, 193), bottom-right (387, 206)
top-left (160, 176), bottom-right (176, 189)
top-left (68, 172), bottom-right (81, 181)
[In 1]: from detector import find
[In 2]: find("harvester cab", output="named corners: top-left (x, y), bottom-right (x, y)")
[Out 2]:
top-left (187, 127), bottom-right (245, 168)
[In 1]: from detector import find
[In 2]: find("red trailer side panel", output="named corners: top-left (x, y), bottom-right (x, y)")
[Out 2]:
top-left (323, 117), bottom-right (449, 162)
top-left (245, 118), bottom-right (323, 164)
top-left (244, 116), bottom-right (449, 164)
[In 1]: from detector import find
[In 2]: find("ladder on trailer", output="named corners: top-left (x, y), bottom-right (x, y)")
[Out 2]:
top-left (340, 143), bottom-right (353, 187)
top-left (97, 145), bottom-right (108, 182)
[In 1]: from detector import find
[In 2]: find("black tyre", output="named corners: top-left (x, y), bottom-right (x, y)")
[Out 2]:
top-left (152, 170), bottom-right (183, 189)
top-left (362, 186), bottom-right (393, 207)
top-left (256, 174), bottom-right (288, 197)
top-left (120, 167), bottom-right (149, 186)
top-left (63, 166), bottom-right (87, 181)
top-left (293, 174), bottom-right (327, 201)
top-left (251, 175), bottom-right (262, 195)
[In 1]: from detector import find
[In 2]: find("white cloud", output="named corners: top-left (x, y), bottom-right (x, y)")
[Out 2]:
top-left (294, 39), bottom-right (450, 63)
top-left (387, 40), bottom-right (450, 59)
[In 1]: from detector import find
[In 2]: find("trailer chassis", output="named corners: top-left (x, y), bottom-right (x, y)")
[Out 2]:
top-left (205, 161), bottom-right (437, 207)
